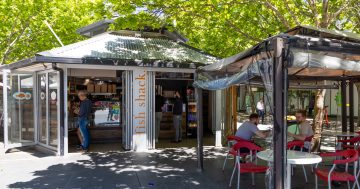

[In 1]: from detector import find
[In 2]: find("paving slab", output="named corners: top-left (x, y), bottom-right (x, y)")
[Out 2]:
top-left (0, 146), bottom-right (353, 189)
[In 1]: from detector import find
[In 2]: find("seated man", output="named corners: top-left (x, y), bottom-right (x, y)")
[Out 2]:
top-left (288, 110), bottom-right (314, 151)
top-left (235, 113), bottom-right (270, 153)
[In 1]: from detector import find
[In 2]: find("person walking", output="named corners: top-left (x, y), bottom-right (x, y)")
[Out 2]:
top-left (172, 91), bottom-right (183, 143)
top-left (155, 90), bottom-right (165, 143)
top-left (256, 98), bottom-right (265, 123)
top-left (77, 91), bottom-right (92, 152)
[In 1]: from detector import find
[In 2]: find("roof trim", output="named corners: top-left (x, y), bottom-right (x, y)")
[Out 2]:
top-left (0, 56), bottom-right (82, 70)
top-left (0, 55), bottom-right (206, 70)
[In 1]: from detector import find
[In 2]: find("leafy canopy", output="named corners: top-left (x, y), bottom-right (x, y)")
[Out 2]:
top-left (1, 0), bottom-right (359, 64)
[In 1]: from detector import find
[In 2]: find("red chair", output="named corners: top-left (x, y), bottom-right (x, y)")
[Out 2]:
top-left (337, 136), bottom-right (360, 150)
top-left (229, 141), bottom-right (268, 189)
top-left (287, 140), bottom-right (308, 183)
top-left (222, 135), bottom-right (251, 171)
top-left (315, 149), bottom-right (359, 189)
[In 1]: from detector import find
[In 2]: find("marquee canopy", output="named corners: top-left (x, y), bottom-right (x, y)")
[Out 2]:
top-left (194, 26), bottom-right (360, 90)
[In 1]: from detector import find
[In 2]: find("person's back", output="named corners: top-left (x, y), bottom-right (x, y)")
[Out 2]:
top-left (235, 121), bottom-right (259, 141)
top-left (173, 97), bottom-right (183, 115)
top-left (79, 98), bottom-right (92, 119)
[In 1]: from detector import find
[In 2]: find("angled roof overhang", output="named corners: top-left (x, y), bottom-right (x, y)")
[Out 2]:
top-left (1, 30), bottom-right (218, 71)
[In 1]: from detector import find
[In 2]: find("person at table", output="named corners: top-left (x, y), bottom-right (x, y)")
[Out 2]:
top-left (235, 113), bottom-right (270, 152)
top-left (288, 110), bottom-right (314, 150)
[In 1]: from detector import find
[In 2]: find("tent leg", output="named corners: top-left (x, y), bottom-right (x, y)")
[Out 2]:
top-left (273, 37), bottom-right (287, 189)
top-left (341, 80), bottom-right (347, 132)
top-left (349, 80), bottom-right (354, 132)
top-left (196, 87), bottom-right (204, 171)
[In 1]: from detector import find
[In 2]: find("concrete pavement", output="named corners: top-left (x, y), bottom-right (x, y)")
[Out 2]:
top-left (0, 146), bottom-right (352, 189)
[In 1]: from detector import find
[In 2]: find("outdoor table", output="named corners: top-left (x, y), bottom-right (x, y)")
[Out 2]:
top-left (257, 150), bottom-right (322, 189)
top-left (257, 124), bottom-right (273, 131)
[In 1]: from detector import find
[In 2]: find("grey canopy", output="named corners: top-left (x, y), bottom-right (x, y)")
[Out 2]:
top-left (194, 25), bottom-right (360, 90)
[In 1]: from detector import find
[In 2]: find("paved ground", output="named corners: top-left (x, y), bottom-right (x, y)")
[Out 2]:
top-left (0, 145), bottom-right (355, 189)
top-left (0, 118), bottom-right (357, 189)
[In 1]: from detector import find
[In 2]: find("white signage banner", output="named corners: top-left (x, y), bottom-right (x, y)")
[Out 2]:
top-left (132, 69), bottom-right (147, 151)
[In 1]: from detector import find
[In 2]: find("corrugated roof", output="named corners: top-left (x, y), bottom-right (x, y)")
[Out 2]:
top-left (38, 31), bottom-right (217, 65)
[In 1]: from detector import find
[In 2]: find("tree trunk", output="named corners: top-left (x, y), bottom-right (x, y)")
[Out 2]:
top-left (355, 83), bottom-right (360, 128)
top-left (248, 86), bottom-right (256, 113)
top-left (311, 89), bottom-right (326, 152)
top-left (239, 85), bottom-right (247, 111)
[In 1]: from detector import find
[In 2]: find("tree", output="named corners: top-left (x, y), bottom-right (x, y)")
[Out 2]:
top-left (0, 0), bottom-right (109, 65)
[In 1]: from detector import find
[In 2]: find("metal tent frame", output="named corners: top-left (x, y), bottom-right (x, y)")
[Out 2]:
top-left (194, 25), bottom-right (360, 189)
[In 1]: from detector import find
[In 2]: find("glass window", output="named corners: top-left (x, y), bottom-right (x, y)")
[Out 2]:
top-left (48, 72), bottom-right (58, 147)
top-left (19, 75), bottom-right (34, 142)
top-left (7, 75), bottom-right (20, 144)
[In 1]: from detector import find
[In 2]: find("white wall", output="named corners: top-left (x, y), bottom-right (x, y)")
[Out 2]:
top-left (324, 84), bottom-right (359, 117)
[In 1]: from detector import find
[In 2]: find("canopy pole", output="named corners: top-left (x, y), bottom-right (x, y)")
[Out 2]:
top-left (195, 85), bottom-right (204, 171)
top-left (341, 80), bottom-right (348, 132)
top-left (273, 37), bottom-right (287, 189)
top-left (349, 80), bottom-right (354, 132)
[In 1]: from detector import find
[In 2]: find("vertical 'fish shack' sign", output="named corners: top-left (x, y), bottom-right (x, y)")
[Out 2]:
top-left (132, 69), bottom-right (147, 151)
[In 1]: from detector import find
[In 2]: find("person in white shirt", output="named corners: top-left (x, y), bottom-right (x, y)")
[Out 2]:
top-left (256, 99), bottom-right (265, 123)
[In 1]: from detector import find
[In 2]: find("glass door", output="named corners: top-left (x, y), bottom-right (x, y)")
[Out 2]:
top-left (36, 71), bottom-right (59, 151)
top-left (3, 71), bottom-right (35, 148)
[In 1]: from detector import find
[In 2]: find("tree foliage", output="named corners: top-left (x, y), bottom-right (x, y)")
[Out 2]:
top-left (1, 0), bottom-right (359, 64)
top-left (0, 0), bottom-right (109, 64)
top-left (109, 0), bottom-right (360, 58)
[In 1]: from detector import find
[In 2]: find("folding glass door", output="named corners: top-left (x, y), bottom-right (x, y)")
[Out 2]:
top-left (36, 71), bottom-right (60, 151)
top-left (3, 71), bottom-right (35, 148)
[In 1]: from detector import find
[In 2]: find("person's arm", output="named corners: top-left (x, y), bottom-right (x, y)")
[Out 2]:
top-left (255, 130), bottom-right (269, 139)
top-left (288, 132), bottom-right (306, 141)
top-left (292, 123), bottom-right (313, 141)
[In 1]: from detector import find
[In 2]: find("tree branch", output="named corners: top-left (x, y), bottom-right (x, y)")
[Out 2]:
top-left (1, 21), bottom-right (30, 65)
top-left (282, 0), bottom-right (301, 25)
top-left (306, 0), bottom-right (320, 27)
top-left (260, 1), bottom-right (291, 29)
top-left (320, 0), bottom-right (329, 28)
top-left (328, 0), bottom-right (351, 24)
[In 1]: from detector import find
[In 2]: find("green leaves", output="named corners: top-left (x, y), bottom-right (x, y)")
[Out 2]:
top-left (109, 0), bottom-right (360, 58)
top-left (1, 0), bottom-right (359, 64)
top-left (0, 0), bottom-right (109, 64)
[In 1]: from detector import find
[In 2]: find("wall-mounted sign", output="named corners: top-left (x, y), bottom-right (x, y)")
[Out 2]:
top-left (13, 92), bottom-right (31, 100)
